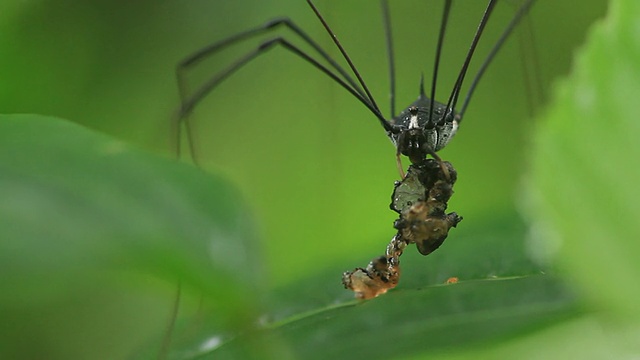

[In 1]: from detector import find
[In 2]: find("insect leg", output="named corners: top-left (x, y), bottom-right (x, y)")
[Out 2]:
top-left (381, 0), bottom-right (396, 119)
top-left (517, 6), bottom-right (545, 117)
top-left (177, 17), bottom-right (368, 108)
top-left (445, 0), bottom-right (498, 120)
top-left (175, 37), bottom-right (390, 163)
top-left (158, 281), bottom-right (181, 360)
top-left (429, 0), bottom-right (453, 125)
top-left (306, 0), bottom-right (388, 127)
top-left (174, 18), bottom-right (373, 162)
top-left (458, 0), bottom-right (537, 120)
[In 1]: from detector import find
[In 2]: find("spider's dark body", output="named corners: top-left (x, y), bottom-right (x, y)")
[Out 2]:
top-left (390, 93), bottom-right (459, 165)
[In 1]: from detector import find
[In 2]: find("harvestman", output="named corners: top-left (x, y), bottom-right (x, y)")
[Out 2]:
top-left (161, 0), bottom-right (540, 352)
top-left (174, 0), bottom-right (537, 178)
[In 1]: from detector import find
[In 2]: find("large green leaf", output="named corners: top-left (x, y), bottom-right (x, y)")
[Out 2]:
top-left (530, 0), bottom-right (640, 321)
top-left (204, 275), bottom-right (577, 359)
top-left (0, 115), bottom-right (263, 359)
top-left (488, 0), bottom-right (640, 357)
top-left (151, 209), bottom-right (578, 359)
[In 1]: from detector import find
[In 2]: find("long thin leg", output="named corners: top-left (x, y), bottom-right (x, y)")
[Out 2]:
top-left (175, 37), bottom-right (393, 163)
top-left (177, 18), bottom-right (367, 106)
top-left (429, 0), bottom-right (452, 125)
top-left (517, 8), bottom-right (544, 116)
top-left (158, 280), bottom-right (181, 360)
top-left (381, 0), bottom-right (396, 118)
top-left (457, 0), bottom-right (537, 120)
top-left (445, 0), bottom-right (498, 119)
top-left (306, 0), bottom-right (385, 118)
top-left (175, 18), bottom-right (373, 160)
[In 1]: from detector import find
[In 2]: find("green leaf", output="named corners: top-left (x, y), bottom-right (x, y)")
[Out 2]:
top-left (529, 0), bottom-right (640, 321)
top-left (0, 115), bottom-right (264, 359)
top-left (163, 211), bottom-right (577, 359)
top-left (205, 275), bottom-right (577, 360)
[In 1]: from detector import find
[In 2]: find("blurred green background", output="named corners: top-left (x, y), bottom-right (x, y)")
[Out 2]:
top-left (1, 0), bottom-right (616, 358)
top-left (0, 0), bottom-right (606, 287)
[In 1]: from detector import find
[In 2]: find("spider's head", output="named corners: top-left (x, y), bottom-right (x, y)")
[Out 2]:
top-left (389, 96), bottom-right (459, 164)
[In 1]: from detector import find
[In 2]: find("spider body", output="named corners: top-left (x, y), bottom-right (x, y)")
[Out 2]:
top-left (390, 93), bottom-right (459, 165)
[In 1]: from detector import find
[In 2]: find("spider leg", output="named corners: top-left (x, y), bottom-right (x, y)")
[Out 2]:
top-left (174, 37), bottom-right (389, 163)
top-left (307, 0), bottom-right (384, 117)
top-left (381, 0), bottom-right (396, 119)
top-left (444, 0), bottom-right (498, 121)
top-left (458, 0), bottom-right (537, 120)
top-left (177, 17), bottom-right (368, 110)
top-left (174, 17), bottom-right (375, 162)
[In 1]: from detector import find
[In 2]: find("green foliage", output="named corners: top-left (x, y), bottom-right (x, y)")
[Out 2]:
top-left (531, 0), bottom-right (640, 319)
top-left (526, 0), bottom-right (640, 355)
top-left (3, 0), bottom-right (637, 359)
top-left (0, 115), bottom-right (263, 358)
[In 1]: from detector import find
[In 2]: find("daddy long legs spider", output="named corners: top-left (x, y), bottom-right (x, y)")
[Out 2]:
top-left (175, 0), bottom-right (536, 176)
top-left (172, 0), bottom-right (540, 291)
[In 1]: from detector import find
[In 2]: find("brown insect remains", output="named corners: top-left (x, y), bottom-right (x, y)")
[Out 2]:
top-left (342, 159), bottom-right (462, 299)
